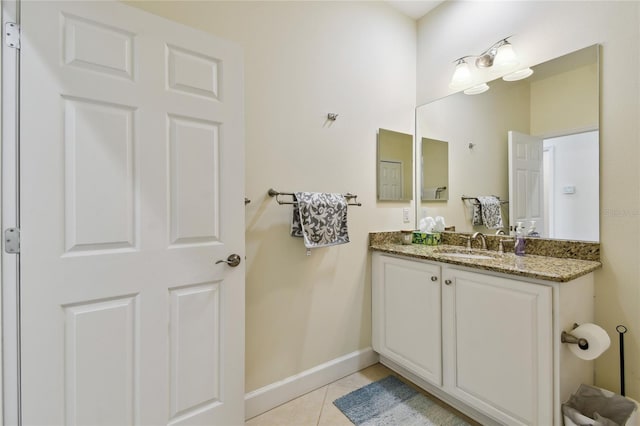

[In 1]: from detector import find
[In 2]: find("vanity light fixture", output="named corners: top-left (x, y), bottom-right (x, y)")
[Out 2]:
top-left (489, 39), bottom-right (518, 69)
top-left (449, 58), bottom-right (472, 89)
top-left (449, 37), bottom-right (531, 93)
top-left (473, 37), bottom-right (518, 70)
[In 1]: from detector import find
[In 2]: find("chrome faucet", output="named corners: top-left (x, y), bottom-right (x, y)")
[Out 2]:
top-left (471, 232), bottom-right (487, 250)
top-left (495, 229), bottom-right (506, 236)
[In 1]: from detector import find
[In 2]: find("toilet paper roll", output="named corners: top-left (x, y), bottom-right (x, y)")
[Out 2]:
top-left (568, 323), bottom-right (611, 360)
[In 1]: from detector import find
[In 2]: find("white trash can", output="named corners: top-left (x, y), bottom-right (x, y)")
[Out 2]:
top-left (563, 385), bottom-right (638, 426)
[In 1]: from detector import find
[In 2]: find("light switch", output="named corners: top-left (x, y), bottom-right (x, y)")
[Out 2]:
top-left (402, 207), bottom-right (410, 223)
top-left (563, 186), bottom-right (576, 194)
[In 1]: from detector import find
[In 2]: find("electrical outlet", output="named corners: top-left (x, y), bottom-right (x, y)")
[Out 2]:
top-left (402, 207), bottom-right (410, 223)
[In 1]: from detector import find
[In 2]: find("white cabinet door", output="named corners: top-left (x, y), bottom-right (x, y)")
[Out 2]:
top-left (372, 253), bottom-right (442, 386)
top-left (20, 2), bottom-right (245, 425)
top-left (442, 268), bottom-right (553, 426)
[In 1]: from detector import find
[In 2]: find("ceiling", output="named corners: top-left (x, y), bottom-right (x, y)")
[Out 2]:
top-left (385, 0), bottom-right (445, 20)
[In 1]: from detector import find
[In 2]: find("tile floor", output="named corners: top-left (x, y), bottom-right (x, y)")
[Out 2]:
top-left (245, 363), bottom-right (481, 426)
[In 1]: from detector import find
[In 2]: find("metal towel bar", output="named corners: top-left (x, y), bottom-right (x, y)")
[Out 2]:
top-left (268, 188), bottom-right (362, 206)
top-left (461, 195), bottom-right (509, 205)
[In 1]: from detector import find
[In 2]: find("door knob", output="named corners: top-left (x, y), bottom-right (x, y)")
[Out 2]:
top-left (216, 254), bottom-right (241, 267)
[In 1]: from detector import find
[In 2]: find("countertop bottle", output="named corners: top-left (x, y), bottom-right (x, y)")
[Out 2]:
top-left (515, 222), bottom-right (525, 256)
top-left (527, 220), bottom-right (540, 237)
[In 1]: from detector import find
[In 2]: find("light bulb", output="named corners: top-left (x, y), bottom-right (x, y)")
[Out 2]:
top-left (449, 60), bottom-right (471, 89)
top-left (494, 42), bottom-right (518, 70)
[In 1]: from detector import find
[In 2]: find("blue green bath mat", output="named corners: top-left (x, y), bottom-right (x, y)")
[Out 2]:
top-left (333, 375), bottom-right (472, 426)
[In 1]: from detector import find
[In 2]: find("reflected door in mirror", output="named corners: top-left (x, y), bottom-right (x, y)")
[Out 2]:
top-left (377, 128), bottom-right (413, 201)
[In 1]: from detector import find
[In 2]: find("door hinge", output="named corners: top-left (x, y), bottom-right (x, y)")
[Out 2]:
top-left (4, 228), bottom-right (20, 254)
top-left (5, 22), bottom-right (20, 49)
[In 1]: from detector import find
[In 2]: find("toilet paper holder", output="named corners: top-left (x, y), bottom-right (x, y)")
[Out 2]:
top-left (562, 323), bottom-right (589, 350)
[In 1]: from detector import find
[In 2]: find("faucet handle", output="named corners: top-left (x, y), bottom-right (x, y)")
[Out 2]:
top-left (466, 236), bottom-right (472, 250)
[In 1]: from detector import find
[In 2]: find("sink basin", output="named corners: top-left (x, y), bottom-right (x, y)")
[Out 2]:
top-left (433, 247), bottom-right (499, 260)
top-left (437, 252), bottom-right (494, 260)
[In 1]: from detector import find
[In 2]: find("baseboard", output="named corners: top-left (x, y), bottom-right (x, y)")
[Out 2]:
top-left (244, 347), bottom-right (379, 420)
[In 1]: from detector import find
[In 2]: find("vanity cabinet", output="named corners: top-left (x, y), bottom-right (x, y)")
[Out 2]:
top-left (442, 268), bottom-right (553, 425)
top-left (371, 254), bottom-right (442, 386)
top-left (372, 252), bottom-right (594, 426)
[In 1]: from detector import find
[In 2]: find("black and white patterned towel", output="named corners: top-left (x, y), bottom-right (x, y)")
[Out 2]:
top-left (291, 192), bottom-right (350, 249)
top-left (474, 196), bottom-right (504, 229)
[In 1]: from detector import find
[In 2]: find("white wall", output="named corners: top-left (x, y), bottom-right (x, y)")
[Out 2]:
top-left (418, 1), bottom-right (640, 398)
top-left (127, 1), bottom-right (417, 393)
top-left (545, 132), bottom-right (599, 242)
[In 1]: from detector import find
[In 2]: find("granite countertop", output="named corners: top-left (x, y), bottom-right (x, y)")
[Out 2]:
top-left (370, 238), bottom-right (602, 283)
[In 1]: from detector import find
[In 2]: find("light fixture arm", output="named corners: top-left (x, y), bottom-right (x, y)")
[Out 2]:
top-left (452, 56), bottom-right (472, 65)
top-left (475, 37), bottom-right (512, 68)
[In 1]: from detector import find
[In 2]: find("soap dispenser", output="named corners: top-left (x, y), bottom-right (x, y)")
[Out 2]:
top-left (515, 222), bottom-right (525, 256)
top-left (527, 220), bottom-right (540, 237)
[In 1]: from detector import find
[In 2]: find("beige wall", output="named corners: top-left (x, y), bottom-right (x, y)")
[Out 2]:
top-left (126, 1), bottom-right (417, 392)
top-left (530, 63), bottom-right (599, 136)
top-left (418, 1), bottom-right (640, 398)
top-left (421, 138), bottom-right (448, 198)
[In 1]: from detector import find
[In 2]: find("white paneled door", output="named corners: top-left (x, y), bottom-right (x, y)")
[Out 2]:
top-left (19, 1), bottom-right (244, 424)
top-left (508, 130), bottom-right (544, 234)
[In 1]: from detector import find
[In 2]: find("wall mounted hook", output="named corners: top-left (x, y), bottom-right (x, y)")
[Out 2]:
top-left (327, 113), bottom-right (339, 121)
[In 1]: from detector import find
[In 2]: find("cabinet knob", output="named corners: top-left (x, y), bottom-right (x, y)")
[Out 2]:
top-left (431, 276), bottom-right (438, 282)
top-left (445, 279), bottom-right (452, 285)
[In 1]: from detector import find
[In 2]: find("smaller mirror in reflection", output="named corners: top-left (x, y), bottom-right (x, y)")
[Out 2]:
top-left (421, 138), bottom-right (449, 201)
top-left (377, 128), bottom-right (413, 201)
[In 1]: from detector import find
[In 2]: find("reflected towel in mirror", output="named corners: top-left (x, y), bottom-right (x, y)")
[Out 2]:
top-left (473, 196), bottom-right (504, 229)
top-left (291, 192), bottom-right (350, 248)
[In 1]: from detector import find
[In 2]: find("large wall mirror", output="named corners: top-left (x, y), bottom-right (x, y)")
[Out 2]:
top-left (377, 128), bottom-right (413, 201)
top-left (416, 45), bottom-right (599, 241)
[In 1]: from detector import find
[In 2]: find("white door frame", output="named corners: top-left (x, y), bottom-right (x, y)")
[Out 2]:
top-left (2, 0), bottom-right (21, 424)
